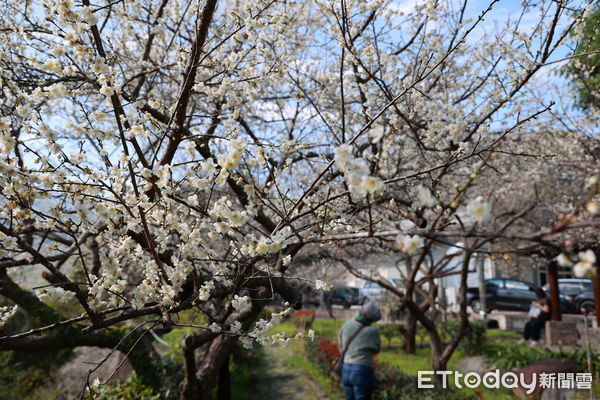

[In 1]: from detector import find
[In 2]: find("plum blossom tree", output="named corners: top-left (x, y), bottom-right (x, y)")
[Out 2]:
top-left (0, 0), bottom-right (598, 397)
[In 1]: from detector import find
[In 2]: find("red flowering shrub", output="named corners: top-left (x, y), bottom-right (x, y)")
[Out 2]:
top-left (305, 338), bottom-right (340, 380)
top-left (317, 338), bottom-right (340, 369)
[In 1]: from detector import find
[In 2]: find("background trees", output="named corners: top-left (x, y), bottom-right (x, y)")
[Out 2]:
top-left (563, 4), bottom-right (600, 111)
top-left (0, 0), bottom-right (598, 398)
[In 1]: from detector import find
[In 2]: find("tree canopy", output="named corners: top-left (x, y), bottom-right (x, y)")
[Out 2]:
top-left (0, 0), bottom-right (598, 398)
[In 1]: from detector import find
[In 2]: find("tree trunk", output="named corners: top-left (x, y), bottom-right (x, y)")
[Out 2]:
top-left (217, 355), bottom-right (231, 400)
top-left (430, 251), bottom-right (474, 377)
top-left (403, 309), bottom-right (417, 354)
top-left (428, 328), bottom-right (449, 382)
top-left (197, 335), bottom-right (237, 400)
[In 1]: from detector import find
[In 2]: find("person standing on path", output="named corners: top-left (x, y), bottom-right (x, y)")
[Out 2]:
top-left (338, 301), bottom-right (381, 400)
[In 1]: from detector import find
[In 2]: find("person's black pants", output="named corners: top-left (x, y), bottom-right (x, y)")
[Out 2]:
top-left (523, 317), bottom-right (547, 341)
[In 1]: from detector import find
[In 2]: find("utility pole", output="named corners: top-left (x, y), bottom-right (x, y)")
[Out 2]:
top-left (478, 254), bottom-right (487, 322)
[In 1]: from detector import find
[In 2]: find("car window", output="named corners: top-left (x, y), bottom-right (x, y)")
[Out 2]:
top-left (582, 282), bottom-right (593, 291)
top-left (504, 280), bottom-right (530, 291)
top-left (365, 281), bottom-right (380, 289)
top-left (487, 279), bottom-right (503, 288)
top-left (559, 283), bottom-right (582, 293)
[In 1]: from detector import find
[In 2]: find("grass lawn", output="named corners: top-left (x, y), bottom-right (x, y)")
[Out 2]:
top-left (268, 319), bottom-right (600, 399)
top-left (486, 329), bottom-right (521, 340)
top-left (271, 318), bottom-right (521, 399)
top-left (290, 319), bottom-right (484, 374)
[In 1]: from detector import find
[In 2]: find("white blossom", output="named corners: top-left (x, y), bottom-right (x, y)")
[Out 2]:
top-left (586, 200), bottom-right (598, 215)
top-left (416, 185), bottom-right (437, 208)
top-left (35, 287), bottom-right (76, 303)
top-left (395, 235), bottom-right (424, 256)
top-left (80, 6), bottom-right (98, 26)
top-left (369, 125), bottom-right (384, 143)
top-left (230, 321), bottom-right (242, 333)
top-left (573, 250), bottom-right (596, 278)
top-left (314, 280), bottom-right (330, 291)
top-left (333, 144), bottom-right (353, 167)
top-left (282, 255), bottom-right (292, 266)
top-left (91, 377), bottom-right (101, 390)
top-left (239, 336), bottom-right (254, 349)
top-left (556, 253), bottom-right (573, 267)
top-left (231, 295), bottom-right (251, 312)
top-left (334, 148), bottom-right (385, 197)
top-left (271, 331), bottom-right (288, 346)
top-left (198, 281), bottom-right (215, 301)
top-left (466, 196), bottom-right (492, 223)
top-left (0, 305), bottom-right (18, 324)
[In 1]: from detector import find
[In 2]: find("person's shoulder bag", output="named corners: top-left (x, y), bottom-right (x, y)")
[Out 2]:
top-left (334, 324), bottom-right (366, 376)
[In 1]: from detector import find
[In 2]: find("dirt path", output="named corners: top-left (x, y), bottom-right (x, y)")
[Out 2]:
top-left (252, 345), bottom-right (333, 400)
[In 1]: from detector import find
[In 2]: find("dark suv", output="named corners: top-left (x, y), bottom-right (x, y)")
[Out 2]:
top-left (323, 286), bottom-right (362, 308)
top-left (542, 279), bottom-right (594, 313)
top-left (467, 279), bottom-right (573, 313)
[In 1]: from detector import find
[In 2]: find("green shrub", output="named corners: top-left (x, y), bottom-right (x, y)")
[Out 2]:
top-left (438, 320), bottom-right (486, 356)
top-left (95, 373), bottom-right (163, 400)
top-left (415, 325), bottom-right (429, 347)
top-left (94, 356), bottom-right (181, 400)
top-left (483, 342), bottom-right (550, 370)
top-left (483, 340), bottom-right (600, 375)
top-left (379, 324), bottom-right (401, 348)
top-left (460, 321), bottom-right (486, 355)
top-left (374, 363), bottom-right (477, 400)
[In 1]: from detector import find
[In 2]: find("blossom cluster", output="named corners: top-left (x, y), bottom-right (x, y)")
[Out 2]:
top-left (314, 280), bottom-right (331, 291)
top-left (415, 185), bottom-right (438, 208)
top-left (334, 144), bottom-right (385, 197)
top-left (557, 250), bottom-right (597, 278)
top-left (0, 305), bottom-right (18, 324)
top-left (395, 235), bottom-right (425, 256)
top-left (466, 197), bottom-right (492, 223)
top-left (35, 287), bottom-right (76, 304)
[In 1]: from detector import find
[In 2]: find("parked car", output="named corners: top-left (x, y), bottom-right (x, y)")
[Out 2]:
top-left (542, 278), bottom-right (594, 313)
top-left (467, 278), bottom-right (573, 313)
top-left (354, 278), bottom-right (403, 303)
top-left (300, 284), bottom-right (322, 308)
top-left (323, 286), bottom-right (362, 308)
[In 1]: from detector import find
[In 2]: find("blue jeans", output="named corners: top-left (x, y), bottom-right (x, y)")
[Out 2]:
top-left (341, 363), bottom-right (374, 400)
